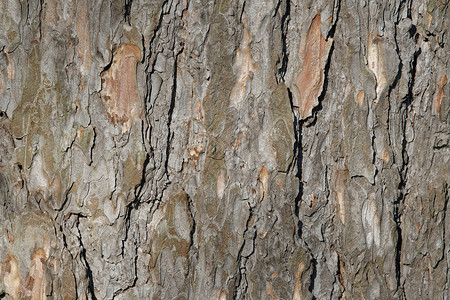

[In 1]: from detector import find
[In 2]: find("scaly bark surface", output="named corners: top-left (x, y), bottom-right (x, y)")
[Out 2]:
top-left (0, 0), bottom-right (449, 299)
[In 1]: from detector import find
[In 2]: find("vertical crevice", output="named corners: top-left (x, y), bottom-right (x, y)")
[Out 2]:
top-left (287, 86), bottom-right (304, 239)
top-left (164, 51), bottom-right (179, 176)
top-left (336, 253), bottom-right (346, 297)
top-left (38, 0), bottom-right (44, 40)
top-left (232, 204), bottom-right (256, 299)
top-left (112, 243), bottom-right (138, 299)
top-left (124, 0), bottom-right (133, 25)
top-left (308, 257), bottom-right (317, 300)
top-left (278, 0), bottom-right (290, 82)
top-left (393, 38), bottom-right (420, 296)
top-left (75, 216), bottom-right (98, 300)
top-left (81, 248), bottom-right (98, 300)
top-left (393, 199), bottom-right (403, 293)
top-left (294, 120), bottom-right (304, 239)
top-left (144, 0), bottom-right (169, 114)
top-left (120, 152), bottom-right (150, 255)
top-left (288, 84), bottom-right (320, 298)
top-left (326, 0), bottom-right (342, 40)
top-left (57, 223), bottom-right (79, 299)
top-left (186, 192), bottom-right (197, 253)
top-left (306, 41), bottom-right (335, 127)
top-left (286, 4), bottom-right (341, 296)
top-left (134, 149), bottom-right (151, 203)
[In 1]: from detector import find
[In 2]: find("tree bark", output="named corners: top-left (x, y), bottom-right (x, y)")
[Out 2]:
top-left (0, 0), bottom-right (449, 299)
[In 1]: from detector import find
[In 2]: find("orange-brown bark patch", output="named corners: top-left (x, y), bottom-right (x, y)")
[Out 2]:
top-left (266, 281), bottom-right (278, 299)
top-left (356, 90), bottom-right (365, 106)
top-left (367, 33), bottom-right (387, 103)
top-left (382, 148), bottom-right (389, 163)
top-left (1, 253), bottom-right (21, 299)
top-left (434, 74), bottom-right (447, 116)
top-left (293, 13), bottom-right (333, 120)
top-left (230, 12), bottom-right (255, 109)
top-left (292, 262), bottom-right (305, 300)
top-left (258, 166), bottom-right (269, 201)
top-left (19, 248), bottom-right (47, 300)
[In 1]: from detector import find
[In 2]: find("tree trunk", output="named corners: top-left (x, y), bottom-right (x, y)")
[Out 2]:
top-left (0, 0), bottom-right (449, 299)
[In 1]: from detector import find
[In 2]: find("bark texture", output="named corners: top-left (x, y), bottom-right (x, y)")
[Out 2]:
top-left (0, 0), bottom-right (449, 299)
